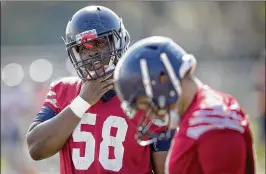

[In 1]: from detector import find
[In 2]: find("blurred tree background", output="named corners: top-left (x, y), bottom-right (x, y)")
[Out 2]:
top-left (1, 1), bottom-right (265, 174)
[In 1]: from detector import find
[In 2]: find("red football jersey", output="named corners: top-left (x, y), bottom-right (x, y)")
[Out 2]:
top-left (166, 85), bottom-right (255, 174)
top-left (43, 77), bottom-right (152, 174)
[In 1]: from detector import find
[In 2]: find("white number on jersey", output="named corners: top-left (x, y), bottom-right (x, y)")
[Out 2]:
top-left (72, 114), bottom-right (128, 171)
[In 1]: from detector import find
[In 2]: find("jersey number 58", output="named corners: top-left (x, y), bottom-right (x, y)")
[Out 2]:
top-left (72, 113), bottom-right (128, 172)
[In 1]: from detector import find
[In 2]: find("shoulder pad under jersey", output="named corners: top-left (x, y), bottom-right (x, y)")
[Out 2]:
top-left (43, 76), bottom-right (81, 113)
top-left (186, 89), bottom-right (248, 140)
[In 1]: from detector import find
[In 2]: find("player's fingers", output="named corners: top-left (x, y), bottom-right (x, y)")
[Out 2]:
top-left (100, 79), bottom-right (114, 89)
top-left (87, 73), bottom-right (98, 80)
top-left (98, 73), bottom-right (113, 82)
top-left (100, 85), bottom-right (114, 96)
top-left (82, 78), bottom-right (98, 88)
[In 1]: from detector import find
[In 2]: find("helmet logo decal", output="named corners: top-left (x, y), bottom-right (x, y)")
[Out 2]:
top-left (76, 29), bottom-right (98, 48)
top-left (81, 34), bottom-right (96, 49)
top-left (75, 29), bottom-right (97, 41)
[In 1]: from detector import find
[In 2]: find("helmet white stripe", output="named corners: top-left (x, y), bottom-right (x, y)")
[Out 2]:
top-left (140, 59), bottom-right (153, 98)
top-left (160, 52), bottom-right (182, 96)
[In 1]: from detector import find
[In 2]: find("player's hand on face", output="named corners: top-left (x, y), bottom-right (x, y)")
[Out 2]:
top-left (79, 73), bottom-right (113, 105)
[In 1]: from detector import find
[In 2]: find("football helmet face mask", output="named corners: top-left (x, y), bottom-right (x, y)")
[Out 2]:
top-left (114, 36), bottom-right (197, 146)
top-left (63, 6), bottom-right (130, 80)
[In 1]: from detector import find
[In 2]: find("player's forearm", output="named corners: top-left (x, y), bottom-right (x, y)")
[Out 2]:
top-left (27, 107), bottom-right (81, 160)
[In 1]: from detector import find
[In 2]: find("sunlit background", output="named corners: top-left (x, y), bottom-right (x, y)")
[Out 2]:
top-left (1, 1), bottom-right (265, 174)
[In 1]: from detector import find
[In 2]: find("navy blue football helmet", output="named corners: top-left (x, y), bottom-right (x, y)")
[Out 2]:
top-left (114, 36), bottom-right (197, 145)
top-left (63, 5), bottom-right (130, 80)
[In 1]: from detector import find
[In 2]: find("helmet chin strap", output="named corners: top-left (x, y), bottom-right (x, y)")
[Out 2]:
top-left (135, 119), bottom-right (158, 146)
top-left (106, 55), bottom-right (116, 73)
top-left (96, 64), bottom-right (115, 77)
top-left (135, 125), bottom-right (173, 146)
top-left (135, 108), bottom-right (178, 146)
top-left (120, 98), bottom-right (179, 146)
top-left (137, 137), bottom-right (158, 146)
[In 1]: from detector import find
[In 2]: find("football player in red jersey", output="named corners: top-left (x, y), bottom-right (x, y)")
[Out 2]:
top-left (26, 6), bottom-right (172, 174)
top-left (114, 36), bottom-right (256, 174)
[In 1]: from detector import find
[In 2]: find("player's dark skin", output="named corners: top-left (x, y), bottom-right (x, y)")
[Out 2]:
top-left (26, 39), bottom-right (114, 160)
top-left (26, 74), bottom-right (113, 160)
top-left (26, 38), bottom-right (167, 174)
